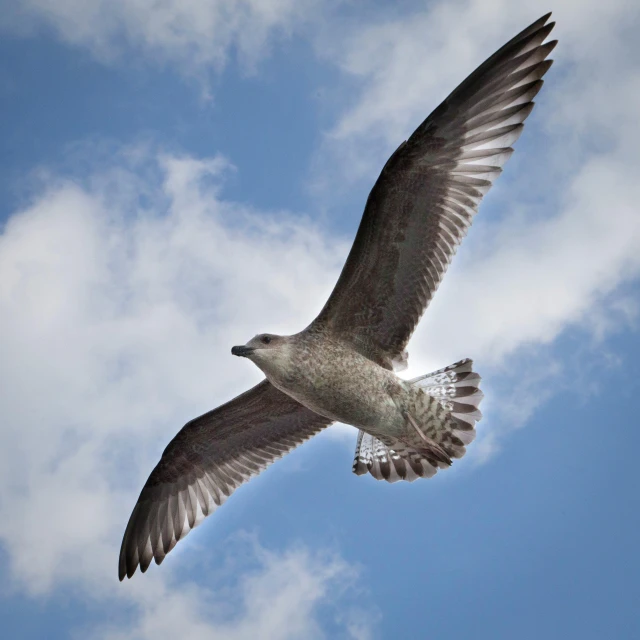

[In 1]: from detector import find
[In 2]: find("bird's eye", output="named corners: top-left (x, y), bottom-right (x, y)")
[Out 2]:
top-left (261, 335), bottom-right (272, 345)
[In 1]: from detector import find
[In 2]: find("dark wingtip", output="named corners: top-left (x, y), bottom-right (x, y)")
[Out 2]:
top-left (118, 555), bottom-right (126, 581)
top-left (533, 22), bottom-right (556, 44)
top-left (545, 39), bottom-right (559, 55)
top-left (118, 538), bottom-right (139, 580)
top-left (522, 14), bottom-right (555, 44)
top-left (536, 12), bottom-right (552, 27)
top-left (522, 12), bottom-right (553, 38)
top-left (118, 564), bottom-right (132, 581)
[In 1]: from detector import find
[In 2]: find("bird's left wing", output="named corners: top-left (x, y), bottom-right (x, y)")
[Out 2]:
top-left (119, 380), bottom-right (332, 580)
top-left (309, 14), bottom-right (557, 369)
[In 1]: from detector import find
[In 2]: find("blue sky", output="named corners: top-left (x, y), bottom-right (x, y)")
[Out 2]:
top-left (1, 1), bottom-right (639, 638)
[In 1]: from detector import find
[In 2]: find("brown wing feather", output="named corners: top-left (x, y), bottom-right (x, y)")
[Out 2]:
top-left (310, 14), bottom-right (557, 368)
top-left (119, 380), bottom-right (332, 580)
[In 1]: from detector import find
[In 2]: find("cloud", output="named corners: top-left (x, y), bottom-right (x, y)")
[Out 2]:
top-left (0, 145), bottom-right (372, 637)
top-left (1, 0), bottom-right (320, 78)
top-left (101, 541), bottom-right (368, 640)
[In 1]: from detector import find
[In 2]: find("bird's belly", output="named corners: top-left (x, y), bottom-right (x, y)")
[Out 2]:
top-left (272, 362), bottom-right (406, 433)
top-left (294, 387), bottom-right (400, 430)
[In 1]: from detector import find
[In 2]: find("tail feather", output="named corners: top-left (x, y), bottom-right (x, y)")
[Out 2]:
top-left (352, 359), bottom-right (483, 483)
top-left (410, 358), bottom-right (483, 429)
top-left (352, 431), bottom-right (436, 482)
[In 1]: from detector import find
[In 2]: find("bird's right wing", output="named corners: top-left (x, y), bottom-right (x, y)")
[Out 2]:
top-left (119, 380), bottom-right (332, 580)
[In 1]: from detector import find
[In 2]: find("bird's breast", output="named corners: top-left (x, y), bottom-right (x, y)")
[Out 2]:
top-left (269, 340), bottom-right (406, 431)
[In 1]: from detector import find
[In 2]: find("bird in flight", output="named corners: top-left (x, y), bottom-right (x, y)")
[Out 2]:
top-left (119, 13), bottom-right (557, 580)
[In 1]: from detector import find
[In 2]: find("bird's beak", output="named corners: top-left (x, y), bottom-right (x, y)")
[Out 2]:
top-left (231, 345), bottom-right (254, 357)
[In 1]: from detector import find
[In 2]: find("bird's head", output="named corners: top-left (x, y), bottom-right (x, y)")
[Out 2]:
top-left (231, 333), bottom-right (292, 377)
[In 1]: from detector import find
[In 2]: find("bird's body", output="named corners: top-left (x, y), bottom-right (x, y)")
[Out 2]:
top-left (256, 330), bottom-right (407, 433)
top-left (119, 13), bottom-right (558, 580)
top-left (244, 329), bottom-right (478, 476)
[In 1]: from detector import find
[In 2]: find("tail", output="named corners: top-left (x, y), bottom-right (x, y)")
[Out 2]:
top-left (352, 359), bottom-right (483, 483)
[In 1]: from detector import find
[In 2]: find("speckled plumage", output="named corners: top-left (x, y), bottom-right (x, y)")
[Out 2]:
top-left (258, 331), bottom-right (409, 433)
top-left (119, 14), bottom-right (557, 580)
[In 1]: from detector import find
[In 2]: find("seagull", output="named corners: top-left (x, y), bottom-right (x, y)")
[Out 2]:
top-left (119, 13), bottom-right (557, 580)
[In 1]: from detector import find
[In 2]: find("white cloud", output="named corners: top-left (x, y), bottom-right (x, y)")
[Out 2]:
top-left (1, 0), bottom-right (320, 79)
top-left (100, 542), bottom-right (367, 640)
top-left (0, 146), bottom-right (372, 637)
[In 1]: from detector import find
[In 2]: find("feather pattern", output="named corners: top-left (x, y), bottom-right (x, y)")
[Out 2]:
top-left (352, 359), bottom-right (483, 482)
top-left (119, 380), bottom-right (332, 580)
top-left (310, 14), bottom-right (556, 369)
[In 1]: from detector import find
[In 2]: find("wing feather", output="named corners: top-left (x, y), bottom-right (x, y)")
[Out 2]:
top-left (310, 14), bottom-right (556, 368)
